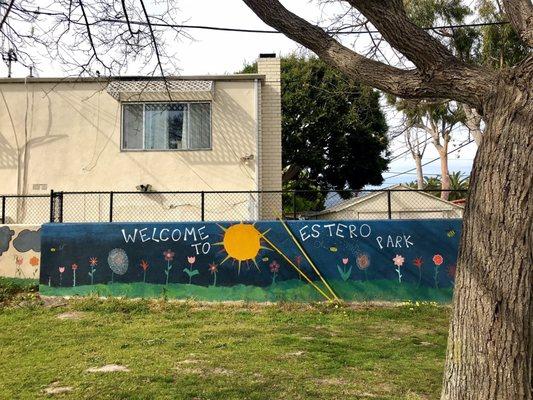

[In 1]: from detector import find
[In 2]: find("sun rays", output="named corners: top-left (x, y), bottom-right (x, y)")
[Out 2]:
top-left (215, 223), bottom-right (270, 274)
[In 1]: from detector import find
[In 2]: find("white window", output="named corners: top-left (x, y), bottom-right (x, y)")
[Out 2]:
top-left (122, 102), bottom-right (211, 150)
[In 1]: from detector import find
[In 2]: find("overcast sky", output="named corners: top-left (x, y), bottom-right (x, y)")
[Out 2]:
top-left (0, 0), bottom-right (477, 187)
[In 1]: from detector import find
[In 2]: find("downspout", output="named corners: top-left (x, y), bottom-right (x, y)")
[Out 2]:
top-left (254, 78), bottom-right (261, 220)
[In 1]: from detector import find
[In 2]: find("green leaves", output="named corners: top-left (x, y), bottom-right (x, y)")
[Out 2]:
top-left (183, 268), bottom-right (200, 278)
top-left (337, 265), bottom-right (352, 282)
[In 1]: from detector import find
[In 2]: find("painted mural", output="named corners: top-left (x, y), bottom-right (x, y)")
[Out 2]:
top-left (0, 225), bottom-right (41, 280)
top-left (39, 220), bottom-right (462, 302)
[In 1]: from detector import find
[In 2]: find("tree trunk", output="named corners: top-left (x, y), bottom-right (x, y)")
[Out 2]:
top-left (441, 74), bottom-right (532, 399)
top-left (439, 144), bottom-right (451, 200)
top-left (414, 153), bottom-right (424, 189)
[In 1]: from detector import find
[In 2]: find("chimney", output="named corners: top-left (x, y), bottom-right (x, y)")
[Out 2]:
top-left (257, 53), bottom-right (282, 219)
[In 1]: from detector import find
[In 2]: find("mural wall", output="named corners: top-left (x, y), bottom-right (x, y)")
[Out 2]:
top-left (0, 225), bottom-right (41, 280)
top-left (39, 220), bottom-right (462, 302)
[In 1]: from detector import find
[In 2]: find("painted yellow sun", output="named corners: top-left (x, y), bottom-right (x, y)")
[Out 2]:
top-left (216, 223), bottom-right (270, 273)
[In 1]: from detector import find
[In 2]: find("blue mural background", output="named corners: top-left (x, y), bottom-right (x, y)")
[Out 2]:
top-left (39, 219), bottom-right (462, 302)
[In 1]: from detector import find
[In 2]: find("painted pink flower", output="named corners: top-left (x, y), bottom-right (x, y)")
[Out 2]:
top-left (187, 256), bottom-right (196, 264)
top-left (58, 266), bottom-right (65, 274)
top-left (392, 254), bottom-right (405, 267)
top-left (208, 262), bottom-right (218, 274)
top-left (89, 257), bottom-right (98, 267)
top-left (71, 263), bottom-right (78, 271)
top-left (15, 256), bottom-right (23, 266)
top-left (269, 260), bottom-right (280, 274)
top-left (342, 257), bottom-right (349, 265)
top-left (433, 254), bottom-right (444, 266)
top-left (163, 249), bottom-right (175, 261)
top-left (356, 253), bottom-right (370, 270)
top-left (413, 257), bottom-right (423, 268)
top-left (295, 255), bottom-right (303, 266)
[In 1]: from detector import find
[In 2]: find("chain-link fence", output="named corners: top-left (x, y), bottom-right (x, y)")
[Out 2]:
top-left (1, 189), bottom-right (467, 224)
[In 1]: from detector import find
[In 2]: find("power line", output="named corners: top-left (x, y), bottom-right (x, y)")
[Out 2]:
top-left (383, 139), bottom-right (474, 181)
top-left (12, 6), bottom-right (510, 35)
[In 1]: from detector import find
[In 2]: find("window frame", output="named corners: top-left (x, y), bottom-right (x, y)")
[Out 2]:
top-left (120, 101), bottom-right (213, 152)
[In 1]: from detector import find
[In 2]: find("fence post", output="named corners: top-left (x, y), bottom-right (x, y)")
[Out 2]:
top-left (58, 192), bottom-right (64, 223)
top-left (201, 191), bottom-right (205, 221)
top-left (292, 190), bottom-right (297, 220)
top-left (1, 196), bottom-right (5, 224)
top-left (109, 191), bottom-right (114, 222)
top-left (49, 190), bottom-right (55, 223)
top-left (387, 190), bottom-right (392, 220)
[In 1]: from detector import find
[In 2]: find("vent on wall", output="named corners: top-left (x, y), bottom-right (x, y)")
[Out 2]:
top-left (32, 183), bottom-right (48, 191)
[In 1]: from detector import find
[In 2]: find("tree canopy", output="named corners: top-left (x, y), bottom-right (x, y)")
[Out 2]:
top-left (242, 55), bottom-right (389, 194)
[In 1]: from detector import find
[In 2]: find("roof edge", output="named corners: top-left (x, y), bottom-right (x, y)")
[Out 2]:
top-left (0, 74), bottom-right (265, 84)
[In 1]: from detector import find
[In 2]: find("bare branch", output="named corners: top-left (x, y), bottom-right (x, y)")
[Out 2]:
top-left (0, 0), bottom-right (15, 32)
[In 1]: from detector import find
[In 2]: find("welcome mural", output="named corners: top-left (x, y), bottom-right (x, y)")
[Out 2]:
top-left (39, 219), bottom-right (461, 302)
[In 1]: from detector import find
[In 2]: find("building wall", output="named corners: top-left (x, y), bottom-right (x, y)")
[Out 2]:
top-left (0, 225), bottom-right (41, 280)
top-left (0, 74), bottom-right (281, 221)
top-left (319, 191), bottom-right (464, 220)
top-left (257, 57), bottom-right (282, 219)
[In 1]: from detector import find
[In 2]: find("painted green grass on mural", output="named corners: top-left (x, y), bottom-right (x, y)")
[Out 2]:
top-left (0, 297), bottom-right (449, 400)
top-left (40, 279), bottom-right (452, 302)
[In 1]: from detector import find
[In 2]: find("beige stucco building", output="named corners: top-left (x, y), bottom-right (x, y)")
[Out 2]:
top-left (317, 184), bottom-right (464, 220)
top-left (0, 54), bottom-right (282, 222)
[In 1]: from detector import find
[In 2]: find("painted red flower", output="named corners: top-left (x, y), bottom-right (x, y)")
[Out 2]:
top-left (163, 249), bottom-right (175, 261)
top-left (269, 260), bottom-right (280, 273)
top-left (89, 257), bottom-right (98, 267)
top-left (208, 262), bottom-right (218, 274)
top-left (295, 255), bottom-right (303, 266)
top-left (356, 253), bottom-right (370, 270)
top-left (71, 263), bottom-right (78, 271)
top-left (433, 254), bottom-right (444, 266)
top-left (413, 257), bottom-right (423, 268)
top-left (448, 265), bottom-right (456, 279)
top-left (58, 266), bottom-right (65, 274)
top-left (342, 257), bottom-right (349, 265)
top-left (29, 256), bottom-right (40, 267)
top-left (187, 256), bottom-right (196, 264)
top-left (140, 260), bottom-right (149, 271)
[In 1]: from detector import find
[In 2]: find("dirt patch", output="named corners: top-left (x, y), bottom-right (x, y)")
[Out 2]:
top-left (56, 311), bottom-right (85, 320)
top-left (43, 382), bottom-right (73, 395)
top-left (314, 377), bottom-right (347, 385)
top-left (86, 364), bottom-right (130, 373)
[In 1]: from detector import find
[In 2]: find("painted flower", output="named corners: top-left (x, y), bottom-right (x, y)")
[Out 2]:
top-left (392, 254), bottom-right (405, 267)
top-left (413, 257), bottom-right (423, 268)
top-left (356, 253), bottom-right (370, 270)
top-left (15, 256), bottom-right (23, 266)
top-left (89, 257), bottom-right (98, 267)
top-left (208, 262), bottom-right (218, 274)
top-left (187, 256), bottom-right (196, 264)
top-left (29, 256), bottom-right (39, 266)
top-left (58, 266), bottom-right (65, 274)
top-left (295, 255), bottom-right (302, 265)
top-left (163, 249), bottom-right (175, 261)
top-left (342, 257), bottom-right (349, 265)
top-left (140, 259), bottom-right (149, 271)
top-left (71, 263), bottom-right (78, 271)
top-left (448, 265), bottom-right (456, 279)
top-left (269, 260), bottom-right (280, 274)
top-left (433, 254), bottom-right (444, 266)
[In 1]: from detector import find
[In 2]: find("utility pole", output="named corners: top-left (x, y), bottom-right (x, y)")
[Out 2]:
top-left (2, 49), bottom-right (17, 77)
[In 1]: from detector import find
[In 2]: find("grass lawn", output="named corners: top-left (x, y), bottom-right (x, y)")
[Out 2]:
top-left (0, 279), bottom-right (450, 400)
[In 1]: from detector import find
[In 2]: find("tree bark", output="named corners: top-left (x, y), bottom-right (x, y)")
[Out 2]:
top-left (414, 154), bottom-right (424, 190)
top-left (438, 141), bottom-right (451, 201)
top-left (441, 61), bottom-right (533, 400)
top-left (462, 104), bottom-right (484, 146)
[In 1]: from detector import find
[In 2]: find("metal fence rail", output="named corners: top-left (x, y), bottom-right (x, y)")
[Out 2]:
top-left (1, 189), bottom-right (468, 224)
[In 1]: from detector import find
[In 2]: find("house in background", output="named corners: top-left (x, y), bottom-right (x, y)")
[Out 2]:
top-left (317, 184), bottom-right (464, 220)
top-left (0, 54), bottom-right (281, 222)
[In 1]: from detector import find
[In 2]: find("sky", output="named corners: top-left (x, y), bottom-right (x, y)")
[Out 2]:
top-left (0, 0), bottom-right (477, 187)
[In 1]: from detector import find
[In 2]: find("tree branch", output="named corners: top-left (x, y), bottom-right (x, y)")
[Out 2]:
top-left (502, 0), bottom-right (533, 47)
top-left (242, 0), bottom-right (494, 108)
top-left (0, 0), bottom-right (14, 33)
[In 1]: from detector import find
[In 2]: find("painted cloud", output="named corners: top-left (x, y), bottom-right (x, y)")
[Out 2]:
top-left (13, 228), bottom-right (41, 252)
top-left (0, 226), bottom-right (16, 256)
